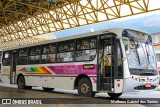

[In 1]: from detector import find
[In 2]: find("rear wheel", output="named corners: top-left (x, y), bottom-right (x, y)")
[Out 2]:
top-left (42, 87), bottom-right (54, 92)
top-left (17, 76), bottom-right (26, 89)
top-left (17, 76), bottom-right (32, 90)
top-left (78, 78), bottom-right (95, 97)
top-left (107, 93), bottom-right (122, 98)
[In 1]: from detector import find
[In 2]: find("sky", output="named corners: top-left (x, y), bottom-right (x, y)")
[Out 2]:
top-left (51, 10), bottom-right (160, 39)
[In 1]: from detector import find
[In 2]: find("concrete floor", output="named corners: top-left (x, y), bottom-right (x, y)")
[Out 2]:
top-left (0, 82), bottom-right (159, 107)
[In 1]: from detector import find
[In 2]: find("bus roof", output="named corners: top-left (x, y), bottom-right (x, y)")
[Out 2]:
top-left (2, 28), bottom-right (150, 51)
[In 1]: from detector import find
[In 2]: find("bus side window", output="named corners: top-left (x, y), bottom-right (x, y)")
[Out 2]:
top-left (41, 44), bottom-right (56, 63)
top-left (17, 48), bottom-right (28, 65)
top-left (75, 37), bottom-right (97, 61)
top-left (2, 51), bottom-right (11, 66)
top-left (41, 46), bottom-right (47, 63)
top-left (29, 47), bottom-right (41, 64)
top-left (47, 44), bottom-right (56, 63)
top-left (57, 41), bottom-right (74, 62)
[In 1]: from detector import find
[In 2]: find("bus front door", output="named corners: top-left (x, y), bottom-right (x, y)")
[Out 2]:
top-left (10, 51), bottom-right (17, 84)
top-left (98, 34), bottom-right (116, 92)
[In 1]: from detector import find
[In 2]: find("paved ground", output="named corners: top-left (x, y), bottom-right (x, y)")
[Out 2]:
top-left (0, 82), bottom-right (160, 107)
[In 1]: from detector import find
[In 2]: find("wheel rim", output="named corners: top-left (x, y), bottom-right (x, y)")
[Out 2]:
top-left (81, 83), bottom-right (89, 95)
top-left (18, 77), bottom-right (25, 88)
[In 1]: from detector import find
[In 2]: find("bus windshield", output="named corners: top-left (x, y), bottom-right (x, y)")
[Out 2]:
top-left (126, 40), bottom-right (156, 70)
top-left (122, 29), bottom-right (157, 72)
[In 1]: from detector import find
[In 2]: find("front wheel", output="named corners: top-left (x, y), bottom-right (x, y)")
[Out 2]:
top-left (107, 93), bottom-right (122, 98)
top-left (78, 78), bottom-right (95, 97)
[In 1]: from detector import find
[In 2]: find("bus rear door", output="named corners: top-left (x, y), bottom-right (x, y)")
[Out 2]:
top-left (10, 51), bottom-right (17, 84)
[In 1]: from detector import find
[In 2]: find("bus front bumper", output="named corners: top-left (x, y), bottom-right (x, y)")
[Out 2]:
top-left (123, 76), bottom-right (159, 93)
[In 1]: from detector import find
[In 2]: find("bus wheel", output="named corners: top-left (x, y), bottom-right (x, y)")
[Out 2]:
top-left (78, 78), bottom-right (95, 97)
top-left (17, 76), bottom-right (26, 89)
top-left (42, 87), bottom-right (54, 92)
top-left (107, 93), bottom-right (122, 98)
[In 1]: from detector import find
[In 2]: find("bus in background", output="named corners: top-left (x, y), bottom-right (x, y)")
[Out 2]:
top-left (1, 28), bottom-right (159, 98)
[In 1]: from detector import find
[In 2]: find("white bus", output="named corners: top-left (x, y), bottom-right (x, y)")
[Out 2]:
top-left (1, 28), bottom-right (159, 98)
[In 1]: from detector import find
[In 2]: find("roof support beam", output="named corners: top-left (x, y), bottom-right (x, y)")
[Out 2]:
top-left (0, 0), bottom-right (160, 50)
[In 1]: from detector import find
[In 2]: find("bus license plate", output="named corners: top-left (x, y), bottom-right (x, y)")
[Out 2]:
top-left (145, 84), bottom-right (151, 88)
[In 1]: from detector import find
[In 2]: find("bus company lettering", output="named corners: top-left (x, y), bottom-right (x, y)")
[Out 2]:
top-left (49, 66), bottom-right (76, 74)
top-left (48, 65), bottom-right (97, 75)
top-left (61, 66), bottom-right (76, 74)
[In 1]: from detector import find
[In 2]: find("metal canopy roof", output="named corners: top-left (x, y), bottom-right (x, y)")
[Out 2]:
top-left (0, 0), bottom-right (160, 50)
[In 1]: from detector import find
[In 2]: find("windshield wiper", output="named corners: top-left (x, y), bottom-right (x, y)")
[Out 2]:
top-left (145, 42), bottom-right (150, 64)
top-left (132, 40), bottom-right (141, 65)
top-left (136, 49), bottom-right (141, 65)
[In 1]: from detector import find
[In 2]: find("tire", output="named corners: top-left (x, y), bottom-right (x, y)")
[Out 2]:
top-left (17, 76), bottom-right (26, 89)
top-left (107, 93), bottom-right (122, 98)
top-left (42, 87), bottom-right (54, 92)
top-left (78, 78), bottom-right (95, 97)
